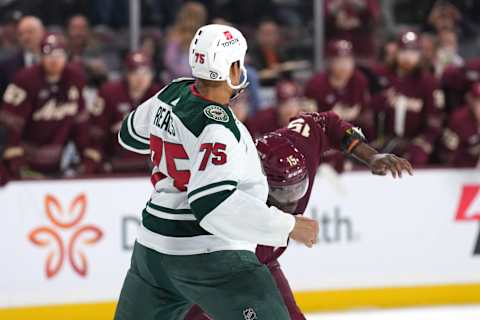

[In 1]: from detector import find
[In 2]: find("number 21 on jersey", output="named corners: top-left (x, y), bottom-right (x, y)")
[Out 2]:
top-left (288, 118), bottom-right (310, 137)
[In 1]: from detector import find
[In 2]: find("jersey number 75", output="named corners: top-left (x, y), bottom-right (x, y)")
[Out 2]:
top-left (150, 136), bottom-right (228, 191)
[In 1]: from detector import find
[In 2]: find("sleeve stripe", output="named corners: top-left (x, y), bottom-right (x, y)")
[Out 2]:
top-left (118, 134), bottom-right (150, 154)
top-left (118, 119), bottom-right (150, 154)
top-left (146, 205), bottom-right (196, 221)
top-left (190, 189), bottom-right (235, 221)
top-left (127, 111), bottom-right (150, 144)
top-left (147, 201), bottom-right (192, 215)
top-left (187, 180), bottom-right (238, 200)
top-left (129, 110), bottom-right (150, 141)
top-left (142, 209), bottom-right (211, 237)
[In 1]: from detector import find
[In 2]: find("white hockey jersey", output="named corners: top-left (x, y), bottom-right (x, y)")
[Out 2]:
top-left (118, 78), bottom-right (294, 255)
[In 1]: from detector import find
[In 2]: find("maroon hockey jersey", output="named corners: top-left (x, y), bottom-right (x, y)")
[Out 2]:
top-left (305, 69), bottom-right (373, 139)
top-left (256, 112), bottom-right (353, 264)
top-left (89, 79), bottom-right (162, 173)
top-left (0, 63), bottom-right (99, 175)
top-left (371, 65), bottom-right (444, 165)
top-left (441, 106), bottom-right (480, 167)
top-left (442, 58), bottom-right (480, 111)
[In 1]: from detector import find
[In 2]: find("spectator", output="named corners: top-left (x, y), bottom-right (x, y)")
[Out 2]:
top-left (0, 11), bottom-right (22, 59)
top-left (0, 33), bottom-right (100, 178)
top-left (0, 15), bottom-right (45, 95)
top-left (247, 79), bottom-right (303, 138)
top-left (427, 1), bottom-right (461, 35)
top-left (371, 31), bottom-right (445, 166)
top-left (439, 82), bottom-right (480, 167)
top-left (419, 32), bottom-right (437, 74)
top-left (163, 1), bottom-right (207, 81)
top-left (441, 57), bottom-right (480, 112)
top-left (379, 35), bottom-right (398, 66)
top-left (305, 39), bottom-right (373, 139)
top-left (89, 51), bottom-right (162, 173)
top-left (139, 30), bottom-right (163, 83)
top-left (68, 15), bottom-right (92, 58)
top-left (325, 0), bottom-right (381, 62)
top-left (435, 28), bottom-right (463, 77)
top-left (66, 15), bottom-right (114, 88)
top-left (249, 19), bottom-right (288, 85)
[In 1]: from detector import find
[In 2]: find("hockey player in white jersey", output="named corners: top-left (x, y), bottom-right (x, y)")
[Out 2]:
top-left (114, 24), bottom-right (318, 320)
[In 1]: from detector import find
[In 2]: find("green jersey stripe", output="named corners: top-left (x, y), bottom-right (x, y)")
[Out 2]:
top-left (188, 180), bottom-right (238, 199)
top-left (129, 110), bottom-right (150, 141)
top-left (142, 209), bottom-right (211, 237)
top-left (147, 201), bottom-right (192, 215)
top-left (118, 121), bottom-right (150, 153)
top-left (190, 189), bottom-right (235, 221)
top-left (145, 206), bottom-right (195, 221)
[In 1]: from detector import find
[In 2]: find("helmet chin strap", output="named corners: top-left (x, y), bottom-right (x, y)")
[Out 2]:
top-left (227, 65), bottom-right (248, 90)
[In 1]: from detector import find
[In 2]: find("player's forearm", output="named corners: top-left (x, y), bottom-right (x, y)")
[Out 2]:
top-left (198, 190), bottom-right (295, 247)
top-left (350, 142), bottom-right (379, 167)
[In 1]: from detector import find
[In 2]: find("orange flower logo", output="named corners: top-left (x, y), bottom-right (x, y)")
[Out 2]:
top-left (28, 193), bottom-right (103, 278)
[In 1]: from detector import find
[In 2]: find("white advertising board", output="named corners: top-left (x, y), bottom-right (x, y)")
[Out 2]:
top-left (0, 169), bottom-right (479, 308)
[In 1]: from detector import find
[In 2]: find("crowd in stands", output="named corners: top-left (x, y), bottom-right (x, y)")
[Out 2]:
top-left (0, 0), bottom-right (480, 185)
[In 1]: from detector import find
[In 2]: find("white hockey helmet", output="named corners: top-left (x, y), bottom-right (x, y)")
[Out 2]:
top-left (189, 24), bottom-right (248, 90)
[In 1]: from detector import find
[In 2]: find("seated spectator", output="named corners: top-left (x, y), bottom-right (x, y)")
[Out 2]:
top-left (0, 11), bottom-right (22, 59)
top-left (89, 51), bottom-right (162, 173)
top-left (0, 33), bottom-right (100, 178)
top-left (371, 31), bottom-right (445, 166)
top-left (325, 0), bottom-right (380, 63)
top-left (379, 36), bottom-right (398, 66)
top-left (247, 79), bottom-right (302, 138)
top-left (139, 30), bottom-right (163, 83)
top-left (427, 1), bottom-right (461, 35)
top-left (249, 19), bottom-right (288, 85)
top-left (163, 2), bottom-right (207, 81)
top-left (439, 82), bottom-right (480, 167)
top-left (66, 15), bottom-right (114, 88)
top-left (0, 15), bottom-right (45, 95)
top-left (442, 57), bottom-right (480, 112)
top-left (419, 32), bottom-right (437, 74)
top-left (305, 39), bottom-right (373, 139)
top-left (435, 29), bottom-right (463, 76)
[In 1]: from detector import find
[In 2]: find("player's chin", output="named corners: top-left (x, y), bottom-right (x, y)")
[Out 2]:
top-left (278, 202), bottom-right (299, 214)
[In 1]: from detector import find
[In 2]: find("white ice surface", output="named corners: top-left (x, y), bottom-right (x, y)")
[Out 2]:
top-left (307, 305), bottom-right (480, 320)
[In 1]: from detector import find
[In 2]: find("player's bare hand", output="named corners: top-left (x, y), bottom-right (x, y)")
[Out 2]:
top-left (369, 154), bottom-right (413, 178)
top-left (289, 216), bottom-right (319, 248)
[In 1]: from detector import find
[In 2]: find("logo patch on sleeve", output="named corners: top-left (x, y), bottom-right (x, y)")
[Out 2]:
top-left (204, 105), bottom-right (229, 123)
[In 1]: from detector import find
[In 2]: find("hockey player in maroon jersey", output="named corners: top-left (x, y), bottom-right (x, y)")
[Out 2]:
top-left (371, 31), bottom-right (445, 166)
top-left (0, 33), bottom-right (100, 178)
top-left (89, 51), bottom-right (162, 173)
top-left (440, 82), bottom-right (480, 167)
top-left (185, 111), bottom-right (413, 320)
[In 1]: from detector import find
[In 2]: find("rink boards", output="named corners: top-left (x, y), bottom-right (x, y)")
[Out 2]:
top-left (0, 168), bottom-right (479, 318)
